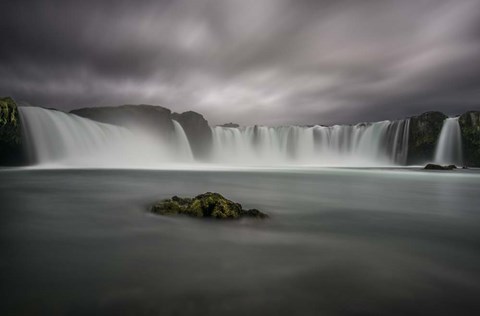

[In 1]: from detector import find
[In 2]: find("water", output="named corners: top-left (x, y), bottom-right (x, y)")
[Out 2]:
top-left (211, 120), bottom-right (410, 166)
top-left (172, 120), bottom-right (194, 161)
top-left (20, 107), bottom-right (412, 167)
top-left (1, 168), bottom-right (480, 315)
top-left (19, 107), bottom-right (194, 167)
top-left (434, 117), bottom-right (463, 166)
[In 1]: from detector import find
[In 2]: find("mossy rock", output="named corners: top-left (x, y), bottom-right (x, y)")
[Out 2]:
top-left (0, 97), bottom-right (25, 165)
top-left (459, 111), bottom-right (480, 167)
top-left (151, 192), bottom-right (268, 219)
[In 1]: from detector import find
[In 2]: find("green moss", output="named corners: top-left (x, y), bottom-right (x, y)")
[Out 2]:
top-left (151, 196), bottom-right (193, 215)
top-left (185, 199), bottom-right (204, 217)
top-left (244, 208), bottom-right (268, 219)
top-left (152, 200), bottom-right (183, 215)
top-left (151, 192), bottom-right (267, 220)
top-left (0, 97), bottom-right (18, 129)
top-left (0, 96), bottom-right (24, 165)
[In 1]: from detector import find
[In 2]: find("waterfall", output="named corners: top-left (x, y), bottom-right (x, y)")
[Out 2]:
top-left (172, 120), bottom-right (194, 161)
top-left (434, 117), bottom-right (463, 166)
top-left (19, 106), bottom-right (415, 167)
top-left (19, 106), bottom-right (194, 167)
top-left (210, 119), bottom-right (411, 166)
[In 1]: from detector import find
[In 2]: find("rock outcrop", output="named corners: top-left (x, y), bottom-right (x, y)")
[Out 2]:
top-left (71, 104), bottom-right (175, 136)
top-left (171, 111), bottom-right (212, 160)
top-left (424, 163), bottom-right (457, 170)
top-left (71, 105), bottom-right (212, 160)
top-left (151, 192), bottom-right (268, 219)
top-left (407, 111), bottom-right (448, 165)
top-left (0, 97), bottom-right (25, 165)
top-left (218, 122), bottom-right (240, 128)
top-left (459, 111), bottom-right (480, 167)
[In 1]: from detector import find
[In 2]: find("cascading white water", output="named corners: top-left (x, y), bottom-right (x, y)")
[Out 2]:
top-left (434, 117), bottom-right (463, 166)
top-left (19, 106), bottom-right (414, 167)
top-left (172, 120), bottom-right (194, 161)
top-left (19, 106), bottom-right (194, 167)
top-left (210, 119), bottom-right (410, 166)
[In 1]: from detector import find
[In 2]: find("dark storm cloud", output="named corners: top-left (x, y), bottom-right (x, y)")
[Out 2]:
top-left (1, 0), bottom-right (480, 125)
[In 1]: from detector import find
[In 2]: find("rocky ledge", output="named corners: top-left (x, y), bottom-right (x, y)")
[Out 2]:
top-left (424, 163), bottom-right (457, 170)
top-left (218, 122), bottom-right (240, 128)
top-left (151, 192), bottom-right (268, 219)
top-left (0, 97), bottom-right (24, 165)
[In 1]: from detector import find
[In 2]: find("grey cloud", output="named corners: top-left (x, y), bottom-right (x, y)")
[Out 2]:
top-left (1, 0), bottom-right (480, 125)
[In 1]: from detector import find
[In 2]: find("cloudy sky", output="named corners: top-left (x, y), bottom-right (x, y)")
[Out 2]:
top-left (1, 0), bottom-right (480, 125)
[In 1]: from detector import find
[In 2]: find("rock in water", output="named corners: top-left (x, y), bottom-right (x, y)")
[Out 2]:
top-left (151, 192), bottom-right (268, 219)
top-left (424, 163), bottom-right (457, 170)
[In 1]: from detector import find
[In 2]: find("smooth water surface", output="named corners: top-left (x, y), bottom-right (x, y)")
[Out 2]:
top-left (1, 168), bottom-right (480, 315)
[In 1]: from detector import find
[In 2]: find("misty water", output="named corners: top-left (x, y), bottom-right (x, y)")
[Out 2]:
top-left (434, 117), bottom-right (463, 166)
top-left (1, 168), bottom-right (480, 315)
top-left (18, 107), bottom-right (412, 168)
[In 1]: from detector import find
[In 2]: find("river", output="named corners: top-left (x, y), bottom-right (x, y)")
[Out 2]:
top-left (1, 167), bottom-right (479, 315)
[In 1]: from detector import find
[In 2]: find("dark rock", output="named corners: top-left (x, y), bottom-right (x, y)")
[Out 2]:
top-left (71, 104), bottom-right (175, 138)
top-left (219, 122), bottom-right (240, 128)
top-left (0, 97), bottom-right (26, 165)
top-left (459, 111), bottom-right (480, 167)
top-left (244, 208), bottom-right (269, 219)
top-left (407, 111), bottom-right (448, 165)
top-left (151, 192), bottom-right (268, 219)
top-left (72, 105), bottom-right (213, 159)
top-left (252, 125), bottom-right (260, 147)
top-left (171, 111), bottom-right (212, 160)
top-left (424, 163), bottom-right (457, 170)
